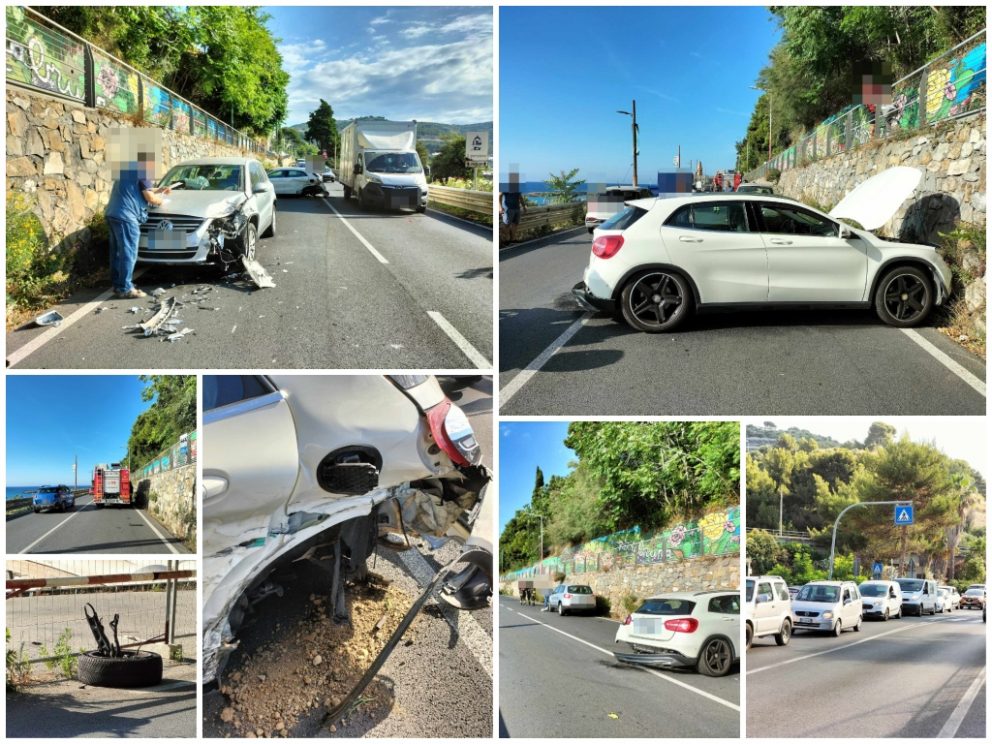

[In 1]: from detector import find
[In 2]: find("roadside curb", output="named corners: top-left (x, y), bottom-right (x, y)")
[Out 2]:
top-left (499, 225), bottom-right (587, 252)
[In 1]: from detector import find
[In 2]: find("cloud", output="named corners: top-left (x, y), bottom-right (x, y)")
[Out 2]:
top-left (635, 85), bottom-right (680, 103)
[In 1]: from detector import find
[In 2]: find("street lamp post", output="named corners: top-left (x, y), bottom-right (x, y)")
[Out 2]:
top-left (828, 500), bottom-right (913, 579)
top-left (617, 99), bottom-right (639, 188)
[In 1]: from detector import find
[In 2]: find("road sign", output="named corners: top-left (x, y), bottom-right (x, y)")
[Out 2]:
top-left (894, 503), bottom-right (914, 525)
top-left (872, 561), bottom-right (883, 579)
top-left (465, 131), bottom-right (489, 162)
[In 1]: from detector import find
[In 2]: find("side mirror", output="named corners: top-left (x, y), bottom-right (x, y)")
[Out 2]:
top-left (353, 163), bottom-right (363, 175)
top-left (252, 184), bottom-right (268, 194)
top-left (838, 223), bottom-right (853, 239)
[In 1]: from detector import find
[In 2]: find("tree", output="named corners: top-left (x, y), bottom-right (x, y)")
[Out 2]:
top-left (430, 134), bottom-right (469, 181)
top-left (127, 376), bottom-right (196, 467)
top-left (304, 100), bottom-right (339, 158)
top-left (415, 141), bottom-right (430, 176)
top-left (545, 169), bottom-right (585, 204)
top-left (864, 421), bottom-right (897, 449)
top-left (746, 529), bottom-right (785, 575)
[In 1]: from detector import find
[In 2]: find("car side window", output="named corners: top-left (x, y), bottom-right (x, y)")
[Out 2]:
top-left (692, 203), bottom-right (748, 232)
top-left (252, 163), bottom-right (270, 184)
top-left (758, 582), bottom-right (771, 599)
top-left (203, 375), bottom-right (273, 411)
top-left (760, 204), bottom-right (837, 237)
top-left (668, 205), bottom-right (692, 228)
top-left (709, 595), bottom-right (740, 614)
top-left (775, 583), bottom-right (790, 602)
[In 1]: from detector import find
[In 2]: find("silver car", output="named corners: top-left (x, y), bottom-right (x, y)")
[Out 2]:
top-left (138, 157), bottom-right (276, 269)
top-left (546, 583), bottom-right (597, 615)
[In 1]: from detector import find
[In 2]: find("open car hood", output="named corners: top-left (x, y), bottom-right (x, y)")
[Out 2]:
top-left (828, 166), bottom-right (922, 231)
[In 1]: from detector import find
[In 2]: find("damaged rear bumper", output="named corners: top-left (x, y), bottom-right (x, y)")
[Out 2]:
top-left (613, 648), bottom-right (695, 669)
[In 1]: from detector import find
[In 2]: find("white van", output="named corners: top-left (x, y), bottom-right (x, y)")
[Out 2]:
top-left (792, 580), bottom-right (863, 636)
top-left (858, 580), bottom-right (903, 620)
top-left (895, 577), bottom-right (937, 616)
top-left (745, 575), bottom-right (793, 649)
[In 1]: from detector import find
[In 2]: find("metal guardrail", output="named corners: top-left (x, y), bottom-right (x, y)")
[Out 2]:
top-left (507, 203), bottom-right (585, 241)
top-left (748, 31), bottom-right (986, 180)
top-left (428, 185), bottom-right (492, 215)
top-left (5, 6), bottom-right (272, 155)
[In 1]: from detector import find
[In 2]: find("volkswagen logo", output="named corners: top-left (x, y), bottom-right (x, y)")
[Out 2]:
top-left (159, 220), bottom-right (174, 232)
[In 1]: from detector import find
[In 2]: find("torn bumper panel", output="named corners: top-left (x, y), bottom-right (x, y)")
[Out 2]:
top-left (613, 648), bottom-right (695, 669)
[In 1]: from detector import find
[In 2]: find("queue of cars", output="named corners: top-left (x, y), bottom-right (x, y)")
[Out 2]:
top-left (746, 575), bottom-right (986, 651)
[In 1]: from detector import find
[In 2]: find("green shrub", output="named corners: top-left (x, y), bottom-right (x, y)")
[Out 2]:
top-left (5, 191), bottom-right (65, 309)
top-left (621, 594), bottom-right (640, 615)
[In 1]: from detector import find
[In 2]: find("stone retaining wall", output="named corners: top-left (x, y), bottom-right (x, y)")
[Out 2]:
top-left (6, 86), bottom-right (276, 255)
top-left (500, 553), bottom-right (739, 619)
top-left (135, 464), bottom-right (196, 551)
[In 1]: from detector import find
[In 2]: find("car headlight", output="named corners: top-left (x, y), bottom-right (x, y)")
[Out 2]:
top-left (212, 210), bottom-right (247, 239)
top-left (367, 174), bottom-right (382, 184)
top-left (821, 611), bottom-right (833, 619)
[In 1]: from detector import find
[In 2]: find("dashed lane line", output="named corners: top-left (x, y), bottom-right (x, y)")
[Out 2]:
top-left (426, 311), bottom-right (491, 369)
top-left (320, 197), bottom-right (389, 264)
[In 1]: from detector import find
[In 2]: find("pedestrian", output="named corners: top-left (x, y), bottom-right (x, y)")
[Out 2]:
top-left (499, 189), bottom-right (526, 243)
top-left (541, 589), bottom-right (551, 612)
top-left (105, 135), bottom-right (172, 299)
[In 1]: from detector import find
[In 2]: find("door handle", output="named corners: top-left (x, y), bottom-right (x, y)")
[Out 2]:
top-left (203, 475), bottom-right (228, 499)
top-left (769, 238), bottom-right (793, 245)
top-left (679, 236), bottom-right (703, 243)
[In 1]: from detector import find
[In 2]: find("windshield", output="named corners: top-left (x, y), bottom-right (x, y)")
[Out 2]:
top-left (160, 164), bottom-right (244, 192)
top-left (365, 151), bottom-right (423, 174)
top-left (745, 580), bottom-right (754, 601)
top-left (636, 598), bottom-right (696, 615)
top-left (964, 588), bottom-right (984, 596)
top-left (796, 584), bottom-right (840, 603)
top-left (37, 487), bottom-right (59, 494)
top-left (859, 583), bottom-right (888, 597)
top-left (897, 579), bottom-right (924, 592)
top-left (566, 585), bottom-right (592, 594)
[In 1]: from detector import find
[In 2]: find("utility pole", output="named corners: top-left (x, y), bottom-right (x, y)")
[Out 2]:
top-left (617, 99), bottom-right (639, 188)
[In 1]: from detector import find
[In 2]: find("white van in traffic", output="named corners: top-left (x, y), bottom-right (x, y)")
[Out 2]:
top-left (895, 577), bottom-right (938, 616)
top-left (745, 575), bottom-right (793, 649)
top-left (792, 580), bottom-right (863, 636)
top-left (858, 580), bottom-right (903, 620)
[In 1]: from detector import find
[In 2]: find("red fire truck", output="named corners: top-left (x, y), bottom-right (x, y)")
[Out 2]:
top-left (92, 463), bottom-right (131, 507)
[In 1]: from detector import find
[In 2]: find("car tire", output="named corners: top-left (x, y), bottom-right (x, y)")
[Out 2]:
top-left (358, 188), bottom-right (370, 210)
top-left (833, 620), bottom-right (842, 637)
top-left (77, 650), bottom-right (163, 689)
top-left (619, 271), bottom-right (693, 332)
top-left (697, 638), bottom-right (733, 677)
top-left (343, 185), bottom-right (352, 200)
top-left (774, 619), bottom-right (791, 646)
top-left (558, 602), bottom-right (566, 617)
top-left (854, 616), bottom-right (862, 632)
top-left (745, 623), bottom-right (754, 650)
top-left (95, 503), bottom-right (104, 509)
top-left (262, 209), bottom-right (276, 239)
top-left (874, 265), bottom-right (934, 327)
top-left (238, 221), bottom-right (258, 262)
top-left (416, 204), bottom-right (427, 214)
top-left (33, 507), bottom-right (39, 514)
top-left (883, 608), bottom-right (889, 621)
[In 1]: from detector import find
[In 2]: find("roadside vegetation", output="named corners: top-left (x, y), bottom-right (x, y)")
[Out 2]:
top-left (746, 421), bottom-right (986, 585)
top-left (936, 222), bottom-right (986, 357)
top-left (127, 375), bottom-right (197, 468)
top-left (500, 422), bottom-right (740, 573)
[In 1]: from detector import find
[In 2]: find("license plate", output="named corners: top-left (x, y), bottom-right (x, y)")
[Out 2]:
top-left (634, 618), bottom-right (662, 636)
top-left (798, 617), bottom-right (815, 624)
top-left (144, 230), bottom-right (190, 250)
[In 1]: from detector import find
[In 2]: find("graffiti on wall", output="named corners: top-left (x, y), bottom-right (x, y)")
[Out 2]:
top-left (502, 506), bottom-right (741, 580)
top-left (6, 6), bottom-right (85, 101)
top-left (93, 52), bottom-right (139, 114)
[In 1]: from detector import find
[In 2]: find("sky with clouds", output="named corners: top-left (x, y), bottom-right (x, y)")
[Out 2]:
top-left (265, 6), bottom-right (492, 126)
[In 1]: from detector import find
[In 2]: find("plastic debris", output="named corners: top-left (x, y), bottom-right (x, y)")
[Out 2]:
top-left (163, 327), bottom-right (194, 342)
top-left (242, 256), bottom-right (276, 288)
top-left (94, 307), bottom-right (107, 315)
top-left (35, 310), bottom-right (64, 327)
top-left (138, 296), bottom-right (177, 337)
top-left (151, 287), bottom-right (167, 297)
top-left (128, 306), bottom-right (141, 314)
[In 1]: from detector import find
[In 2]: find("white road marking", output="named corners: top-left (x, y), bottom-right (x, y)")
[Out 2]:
top-left (6, 269), bottom-right (146, 367)
top-left (135, 508), bottom-right (182, 554)
top-left (505, 604), bottom-right (740, 712)
top-left (747, 616), bottom-right (956, 675)
top-left (937, 666), bottom-right (986, 738)
top-left (321, 197), bottom-right (389, 264)
top-left (500, 313), bottom-right (592, 404)
top-left (427, 311), bottom-right (491, 369)
top-left (19, 498), bottom-right (93, 553)
top-left (901, 329), bottom-right (986, 397)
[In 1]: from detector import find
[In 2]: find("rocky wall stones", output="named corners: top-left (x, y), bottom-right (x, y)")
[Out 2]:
top-left (137, 463), bottom-right (196, 550)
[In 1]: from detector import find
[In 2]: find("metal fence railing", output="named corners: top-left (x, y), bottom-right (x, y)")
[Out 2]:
top-left (428, 185), bottom-right (492, 215)
top-left (6, 560), bottom-right (197, 666)
top-left (748, 31), bottom-right (986, 180)
top-left (135, 431), bottom-right (197, 478)
top-left (5, 6), bottom-right (272, 155)
top-left (501, 507), bottom-right (741, 581)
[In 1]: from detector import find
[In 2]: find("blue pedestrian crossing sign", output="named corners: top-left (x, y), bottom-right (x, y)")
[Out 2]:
top-left (894, 504), bottom-right (914, 525)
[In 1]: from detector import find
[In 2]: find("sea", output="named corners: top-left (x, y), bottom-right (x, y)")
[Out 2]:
top-left (7, 485), bottom-right (44, 500)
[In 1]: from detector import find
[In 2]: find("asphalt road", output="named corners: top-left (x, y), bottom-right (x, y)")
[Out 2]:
top-left (747, 610), bottom-right (986, 737)
top-left (498, 597), bottom-right (740, 738)
top-left (7, 185), bottom-right (493, 369)
top-left (499, 229), bottom-right (986, 415)
top-left (5, 492), bottom-right (189, 554)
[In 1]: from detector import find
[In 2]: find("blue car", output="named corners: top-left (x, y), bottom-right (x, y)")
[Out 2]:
top-left (32, 485), bottom-right (74, 513)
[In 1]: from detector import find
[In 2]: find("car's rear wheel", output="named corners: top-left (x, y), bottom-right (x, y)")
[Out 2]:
top-left (620, 271), bottom-right (692, 332)
top-left (558, 602), bottom-right (566, 617)
top-left (745, 623), bottom-right (754, 650)
top-left (774, 619), bottom-right (791, 646)
top-left (343, 185), bottom-right (352, 200)
top-left (874, 266), bottom-right (933, 327)
top-left (697, 638), bottom-right (733, 677)
top-left (854, 615), bottom-right (862, 632)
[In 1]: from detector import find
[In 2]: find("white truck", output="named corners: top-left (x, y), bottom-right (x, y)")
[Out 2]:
top-left (338, 119), bottom-right (428, 213)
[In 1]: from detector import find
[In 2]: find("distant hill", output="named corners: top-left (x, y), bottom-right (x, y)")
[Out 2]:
top-left (288, 117), bottom-right (492, 151)
top-left (746, 423), bottom-right (847, 452)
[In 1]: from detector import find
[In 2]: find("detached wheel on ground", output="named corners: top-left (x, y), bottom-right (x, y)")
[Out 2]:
top-left (696, 637), bottom-right (733, 677)
top-left (620, 271), bottom-right (692, 332)
top-left (874, 265), bottom-right (933, 327)
top-left (77, 650), bottom-right (163, 688)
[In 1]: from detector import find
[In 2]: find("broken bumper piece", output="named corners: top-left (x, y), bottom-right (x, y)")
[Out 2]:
top-left (613, 649), bottom-right (694, 669)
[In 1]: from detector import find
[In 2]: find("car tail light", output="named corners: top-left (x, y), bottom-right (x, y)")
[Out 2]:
top-left (623, 614), bottom-right (633, 626)
top-left (592, 234), bottom-right (624, 258)
top-left (426, 399), bottom-right (481, 467)
top-left (564, 593), bottom-right (572, 599)
top-left (664, 618), bottom-right (699, 633)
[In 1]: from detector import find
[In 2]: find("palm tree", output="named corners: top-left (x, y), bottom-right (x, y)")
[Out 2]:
top-left (546, 168), bottom-right (585, 204)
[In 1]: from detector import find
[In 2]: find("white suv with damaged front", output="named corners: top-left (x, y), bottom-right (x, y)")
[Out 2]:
top-left (573, 167), bottom-right (952, 332)
top-left (201, 375), bottom-right (493, 698)
top-left (137, 157), bottom-right (276, 271)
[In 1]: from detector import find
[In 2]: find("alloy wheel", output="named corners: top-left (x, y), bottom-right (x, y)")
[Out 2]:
top-left (883, 273), bottom-right (927, 322)
top-left (627, 273), bottom-right (684, 328)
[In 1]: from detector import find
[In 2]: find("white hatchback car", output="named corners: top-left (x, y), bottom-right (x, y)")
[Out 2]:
top-left (266, 166), bottom-right (323, 196)
top-left (573, 167), bottom-right (952, 332)
top-left (792, 580), bottom-right (863, 635)
top-left (200, 374), bottom-right (492, 685)
top-left (614, 590), bottom-right (740, 676)
top-left (858, 580), bottom-right (903, 620)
